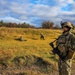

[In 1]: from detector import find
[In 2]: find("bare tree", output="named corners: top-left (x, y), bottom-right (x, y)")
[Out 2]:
top-left (54, 25), bottom-right (60, 29)
top-left (41, 21), bottom-right (54, 29)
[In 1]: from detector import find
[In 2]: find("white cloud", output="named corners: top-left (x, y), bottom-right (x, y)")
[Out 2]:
top-left (0, 0), bottom-right (7, 5)
top-left (0, 10), bottom-right (9, 16)
top-left (9, 3), bottom-right (60, 18)
top-left (0, 0), bottom-right (75, 26)
top-left (56, 0), bottom-right (74, 6)
top-left (0, 17), bottom-right (25, 23)
top-left (31, 4), bottom-right (59, 17)
top-left (35, 0), bottom-right (42, 3)
top-left (60, 11), bottom-right (75, 15)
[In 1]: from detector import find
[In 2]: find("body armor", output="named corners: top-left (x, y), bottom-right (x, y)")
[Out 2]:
top-left (56, 32), bottom-right (74, 60)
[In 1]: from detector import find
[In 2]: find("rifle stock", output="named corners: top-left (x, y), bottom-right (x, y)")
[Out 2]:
top-left (49, 42), bottom-right (70, 68)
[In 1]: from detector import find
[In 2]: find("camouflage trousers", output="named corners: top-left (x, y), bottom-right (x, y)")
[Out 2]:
top-left (58, 58), bottom-right (72, 75)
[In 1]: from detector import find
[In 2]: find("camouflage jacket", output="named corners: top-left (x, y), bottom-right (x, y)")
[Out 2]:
top-left (56, 31), bottom-right (75, 56)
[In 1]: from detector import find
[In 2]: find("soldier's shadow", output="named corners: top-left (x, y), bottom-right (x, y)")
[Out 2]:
top-left (31, 37), bottom-right (38, 40)
top-left (15, 38), bottom-right (27, 42)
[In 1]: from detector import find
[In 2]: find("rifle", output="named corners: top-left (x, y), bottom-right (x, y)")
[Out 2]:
top-left (49, 41), bottom-right (70, 68)
top-left (49, 42), bottom-right (64, 60)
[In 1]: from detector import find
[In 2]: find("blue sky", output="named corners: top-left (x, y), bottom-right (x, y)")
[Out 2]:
top-left (0, 0), bottom-right (75, 27)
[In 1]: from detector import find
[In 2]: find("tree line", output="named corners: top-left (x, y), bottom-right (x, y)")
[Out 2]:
top-left (0, 20), bottom-right (35, 28)
top-left (41, 21), bottom-right (60, 29)
top-left (0, 20), bottom-right (61, 29)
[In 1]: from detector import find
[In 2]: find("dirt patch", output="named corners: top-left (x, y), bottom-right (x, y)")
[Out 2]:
top-left (0, 55), bottom-right (58, 75)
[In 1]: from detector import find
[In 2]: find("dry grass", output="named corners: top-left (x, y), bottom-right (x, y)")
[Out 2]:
top-left (0, 27), bottom-right (75, 75)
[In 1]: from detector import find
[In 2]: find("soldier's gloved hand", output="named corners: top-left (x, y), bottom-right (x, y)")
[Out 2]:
top-left (49, 42), bottom-right (54, 47)
top-left (52, 48), bottom-right (57, 54)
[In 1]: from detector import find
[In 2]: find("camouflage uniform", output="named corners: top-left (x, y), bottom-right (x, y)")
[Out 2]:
top-left (56, 22), bottom-right (75, 75)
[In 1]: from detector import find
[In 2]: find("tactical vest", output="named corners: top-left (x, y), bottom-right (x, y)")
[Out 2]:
top-left (56, 32), bottom-right (74, 59)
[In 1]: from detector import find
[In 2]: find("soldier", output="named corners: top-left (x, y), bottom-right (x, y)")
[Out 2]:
top-left (56, 22), bottom-right (75, 75)
top-left (19, 36), bottom-right (23, 41)
top-left (40, 33), bottom-right (45, 40)
top-left (17, 36), bottom-right (23, 41)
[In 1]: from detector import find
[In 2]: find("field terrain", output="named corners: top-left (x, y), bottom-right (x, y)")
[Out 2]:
top-left (0, 27), bottom-right (75, 75)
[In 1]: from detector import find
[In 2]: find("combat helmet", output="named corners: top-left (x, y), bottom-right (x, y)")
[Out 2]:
top-left (61, 21), bottom-right (74, 29)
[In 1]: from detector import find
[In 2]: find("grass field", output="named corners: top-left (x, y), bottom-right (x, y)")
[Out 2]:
top-left (0, 27), bottom-right (75, 75)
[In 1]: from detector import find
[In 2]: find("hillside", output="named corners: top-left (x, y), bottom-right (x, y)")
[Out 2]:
top-left (0, 27), bottom-right (75, 75)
